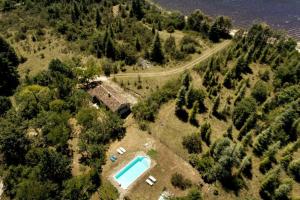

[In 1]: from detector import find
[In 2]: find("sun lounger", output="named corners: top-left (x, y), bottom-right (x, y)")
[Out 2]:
top-left (149, 175), bottom-right (157, 183)
top-left (146, 179), bottom-right (154, 186)
top-left (117, 148), bottom-right (124, 155)
top-left (110, 156), bottom-right (116, 162)
top-left (112, 155), bottom-right (117, 160)
top-left (120, 147), bottom-right (126, 153)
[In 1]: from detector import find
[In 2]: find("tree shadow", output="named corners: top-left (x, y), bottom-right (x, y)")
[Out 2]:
top-left (175, 109), bottom-right (189, 122)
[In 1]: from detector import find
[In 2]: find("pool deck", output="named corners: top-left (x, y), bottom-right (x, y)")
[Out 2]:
top-left (108, 151), bottom-right (157, 197)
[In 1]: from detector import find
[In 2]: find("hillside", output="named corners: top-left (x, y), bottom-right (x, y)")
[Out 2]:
top-left (0, 0), bottom-right (299, 200)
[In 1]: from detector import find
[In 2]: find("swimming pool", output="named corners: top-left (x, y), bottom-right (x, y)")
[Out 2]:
top-left (114, 156), bottom-right (151, 189)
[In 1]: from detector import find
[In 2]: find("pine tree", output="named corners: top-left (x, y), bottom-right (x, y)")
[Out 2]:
top-left (0, 36), bottom-right (19, 96)
top-left (135, 37), bottom-right (141, 51)
top-left (150, 33), bottom-right (164, 64)
top-left (131, 0), bottom-right (144, 20)
top-left (189, 101), bottom-right (199, 126)
top-left (71, 3), bottom-right (80, 23)
top-left (164, 35), bottom-right (176, 55)
top-left (157, 20), bottom-right (162, 31)
top-left (200, 121), bottom-right (211, 146)
top-left (175, 86), bottom-right (186, 113)
top-left (105, 35), bottom-right (116, 60)
top-left (212, 95), bottom-right (220, 116)
top-left (181, 72), bottom-right (191, 89)
top-left (96, 9), bottom-right (102, 28)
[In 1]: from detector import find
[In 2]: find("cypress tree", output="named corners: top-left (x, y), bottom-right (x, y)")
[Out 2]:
top-left (71, 3), bottom-right (80, 23)
top-left (105, 35), bottom-right (116, 60)
top-left (150, 33), bottom-right (164, 64)
top-left (135, 37), bottom-right (141, 51)
top-left (96, 9), bottom-right (102, 28)
top-left (212, 95), bottom-right (220, 116)
top-left (0, 36), bottom-right (19, 96)
top-left (175, 86), bottom-right (186, 114)
top-left (189, 101), bottom-right (199, 126)
top-left (131, 0), bottom-right (144, 20)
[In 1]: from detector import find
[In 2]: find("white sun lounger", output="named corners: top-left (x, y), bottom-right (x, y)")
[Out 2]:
top-left (146, 179), bottom-right (154, 186)
top-left (149, 175), bottom-right (157, 183)
top-left (117, 148), bottom-right (124, 155)
top-left (120, 147), bottom-right (126, 153)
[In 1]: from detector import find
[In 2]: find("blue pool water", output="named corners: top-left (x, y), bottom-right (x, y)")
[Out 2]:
top-left (114, 156), bottom-right (151, 189)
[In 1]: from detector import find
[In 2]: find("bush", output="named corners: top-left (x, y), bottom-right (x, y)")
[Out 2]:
top-left (182, 133), bottom-right (202, 153)
top-left (171, 173), bottom-right (192, 190)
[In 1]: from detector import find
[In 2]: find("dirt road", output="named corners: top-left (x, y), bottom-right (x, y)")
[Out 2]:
top-left (114, 40), bottom-right (232, 78)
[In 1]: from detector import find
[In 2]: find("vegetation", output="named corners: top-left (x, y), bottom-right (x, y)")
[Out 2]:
top-left (171, 173), bottom-right (192, 190)
top-left (0, 0), bottom-right (299, 199)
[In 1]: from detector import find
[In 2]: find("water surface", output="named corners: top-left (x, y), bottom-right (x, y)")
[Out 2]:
top-left (153, 0), bottom-right (300, 39)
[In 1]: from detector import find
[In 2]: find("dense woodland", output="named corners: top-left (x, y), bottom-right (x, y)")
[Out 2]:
top-left (0, 0), bottom-right (299, 200)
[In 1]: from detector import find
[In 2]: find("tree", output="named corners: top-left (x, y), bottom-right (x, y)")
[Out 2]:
top-left (187, 10), bottom-right (209, 35)
top-left (0, 36), bottom-right (20, 96)
top-left (0, 96), bottom-right (12, 115)
top-left (39, 149), bottom-right (71, 182)
top-left (15, 179), bottom-right (58, 200)
top-left (182, 133), bottom-right (202, 153)
top-left (181, 72), bottom-right (191, 89)
top-left (150, 33), bottom-right (164, 64)
top-left (186, 88), bottom-right (206, 112)
top-left (200, 121), bottom-right (211, 146)
top-left (131, 0), bottom-right (144, 20)
top-left (274, 182), bottom-right (292, 200)
top-left (0, 115), bottom-right (29, 165)
top-left (259, 168), bottom-right (281, 200)
top-left (135, 37), bottom-right (141, 51)
top-left (185, 188), bottom-right (203, 200)
top-left (232, 97), bottom-right (256, 129)
top-left (175, 86), bottom-right (187, 118)
top-left (189, 101), bottom-right (199, 126)
top-left (171, 173), bottom-right (192, 190)
top-left (238, 113), bottom-right (257, 140)
top-left (251, 80), bottom-right (268, 103)
top-left (288, 159), bottom-right (300, 182)
top-left (105, 35), bottom-right (116, 60)
top-left (208, 22), bottom-right (220, 42)
top-left (212, 95), bottom-right (220, 116)
top-left (96, 9), bottom-right (102, 28)
top-left (71, 2), bottom-right (80, 23)
top-left (164, 35), bottom-right (176, 55)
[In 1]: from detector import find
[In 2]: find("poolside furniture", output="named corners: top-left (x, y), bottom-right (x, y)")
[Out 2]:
top-left (117, 148), bottom-right (124, 155)
top-left (120, 147), bottom-right (126, 153)
top-left (146, 179), bottom-right (154, 186)
top-left (149, 175), bottom-right (157, 183)
top-left (110, 156), bottom-right (116, 162)
top-left (110, 155), bottom-right (117, 162)
top-left (112, 155), bottom-right (117, 160)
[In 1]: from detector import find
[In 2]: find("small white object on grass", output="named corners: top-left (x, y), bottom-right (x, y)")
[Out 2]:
top-left (149, 175), bottom-right (157, 183)
top-left (120, 147), bottom-right (126, 153)
top-left (117, 148), bottom-right (123, 155)
top-left (146, 179), bottom-right (154, 186)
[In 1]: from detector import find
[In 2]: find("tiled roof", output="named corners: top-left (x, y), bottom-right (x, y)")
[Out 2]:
top-left (88, 83), bottom-right (129, 112)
